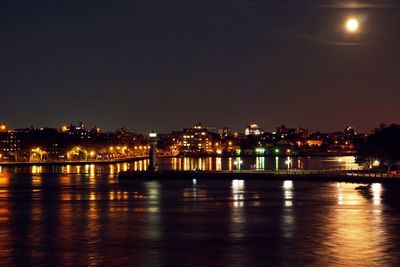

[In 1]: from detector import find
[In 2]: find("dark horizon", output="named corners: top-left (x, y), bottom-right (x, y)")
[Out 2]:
top-left (1, 0), bottom-right (400, 133)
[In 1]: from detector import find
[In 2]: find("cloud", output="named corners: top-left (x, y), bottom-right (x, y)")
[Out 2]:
top-left (230, 0), bottom-right (400, 11)
top-left (315, 0), bottom-right (400, 9)
top-left (290, 33), bottom-right (364, 46)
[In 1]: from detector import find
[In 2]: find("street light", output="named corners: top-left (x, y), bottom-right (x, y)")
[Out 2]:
top-left (234, 157), bottom-right (243, 171)
top-left (285, 157), bottom-right (292, 172)
top-left (31, 147), bottom-right (47, 162)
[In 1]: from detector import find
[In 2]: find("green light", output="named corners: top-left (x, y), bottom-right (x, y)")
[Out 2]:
top-left (275, 148), bottom-right (279, 154)
top-left (255, 148), bottom-right (265, 154)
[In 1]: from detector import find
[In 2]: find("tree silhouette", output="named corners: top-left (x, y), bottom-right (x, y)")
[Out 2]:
top-left (357, 124), bottom-right (400, 171)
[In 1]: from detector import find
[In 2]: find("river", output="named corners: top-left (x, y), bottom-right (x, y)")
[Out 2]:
top-left (1, 157), bottom-right (399, 266)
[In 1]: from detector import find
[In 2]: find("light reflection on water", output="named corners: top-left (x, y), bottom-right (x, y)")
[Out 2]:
top-left (228, 179), bottom-right (245, 266)
top-left (0, 156), bottom-right (360, 175)
top-left (321, 182), bottom-right (390, 265)
top-left (283, 180), bottom-right (293, 207)
top-left (282, 180), bottom-right (294, 239)
top-left (160, 156), bottom-right (359, 172)
top-left (0, 169), bottom-right (399, 265)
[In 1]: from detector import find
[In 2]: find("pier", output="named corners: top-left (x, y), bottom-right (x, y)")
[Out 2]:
top-left (118, 169), bottom-right (400, 184)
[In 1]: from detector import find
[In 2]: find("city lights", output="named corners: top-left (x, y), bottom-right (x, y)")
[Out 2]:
top-left (0, 121), bottom-right (393, 173)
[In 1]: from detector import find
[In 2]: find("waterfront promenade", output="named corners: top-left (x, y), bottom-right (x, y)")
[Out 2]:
top-left (0, 155), bottom-right (147, 167)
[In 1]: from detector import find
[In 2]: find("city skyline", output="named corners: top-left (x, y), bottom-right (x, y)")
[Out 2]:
top-left (0, 119), bottom-right (384, 134)
top-left (1, 0), bottom-right (400, 132)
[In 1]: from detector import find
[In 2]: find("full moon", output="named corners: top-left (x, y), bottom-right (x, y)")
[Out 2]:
top-left (345, 18), bottom-right (359, 33)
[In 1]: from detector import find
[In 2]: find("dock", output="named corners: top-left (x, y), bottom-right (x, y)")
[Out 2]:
top-left (118, 169), bottom-right (400, 184)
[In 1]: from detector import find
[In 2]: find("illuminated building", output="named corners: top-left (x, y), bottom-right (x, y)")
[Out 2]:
top-left (306, 139), bottom-right (323, 147)
top-left (177, 123), bottom-right (218, 155)
top-left (60, 122), bottom-right (100, 141)
top-left (0, 126), bottom-right (20, 160)
top-left (245, 124), bottom-right (264, 136)
top-left (0, 122), bottom-right (147, 162)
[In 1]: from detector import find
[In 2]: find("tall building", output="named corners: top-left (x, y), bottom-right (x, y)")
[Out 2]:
top-left (178, 123), bottom-right (218, 154)
top-left (0, 123), bottom-right (20, 160)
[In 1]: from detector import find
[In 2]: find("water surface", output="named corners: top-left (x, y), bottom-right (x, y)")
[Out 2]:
top-left (0, 167), bottom-right (399, 266)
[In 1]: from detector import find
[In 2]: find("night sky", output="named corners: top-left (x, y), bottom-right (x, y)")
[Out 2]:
top-left (1, 0), bottom-right (400, 133)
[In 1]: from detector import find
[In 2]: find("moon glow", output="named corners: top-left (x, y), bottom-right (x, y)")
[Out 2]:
top-left (346, 18), bottom-right (360, 33)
